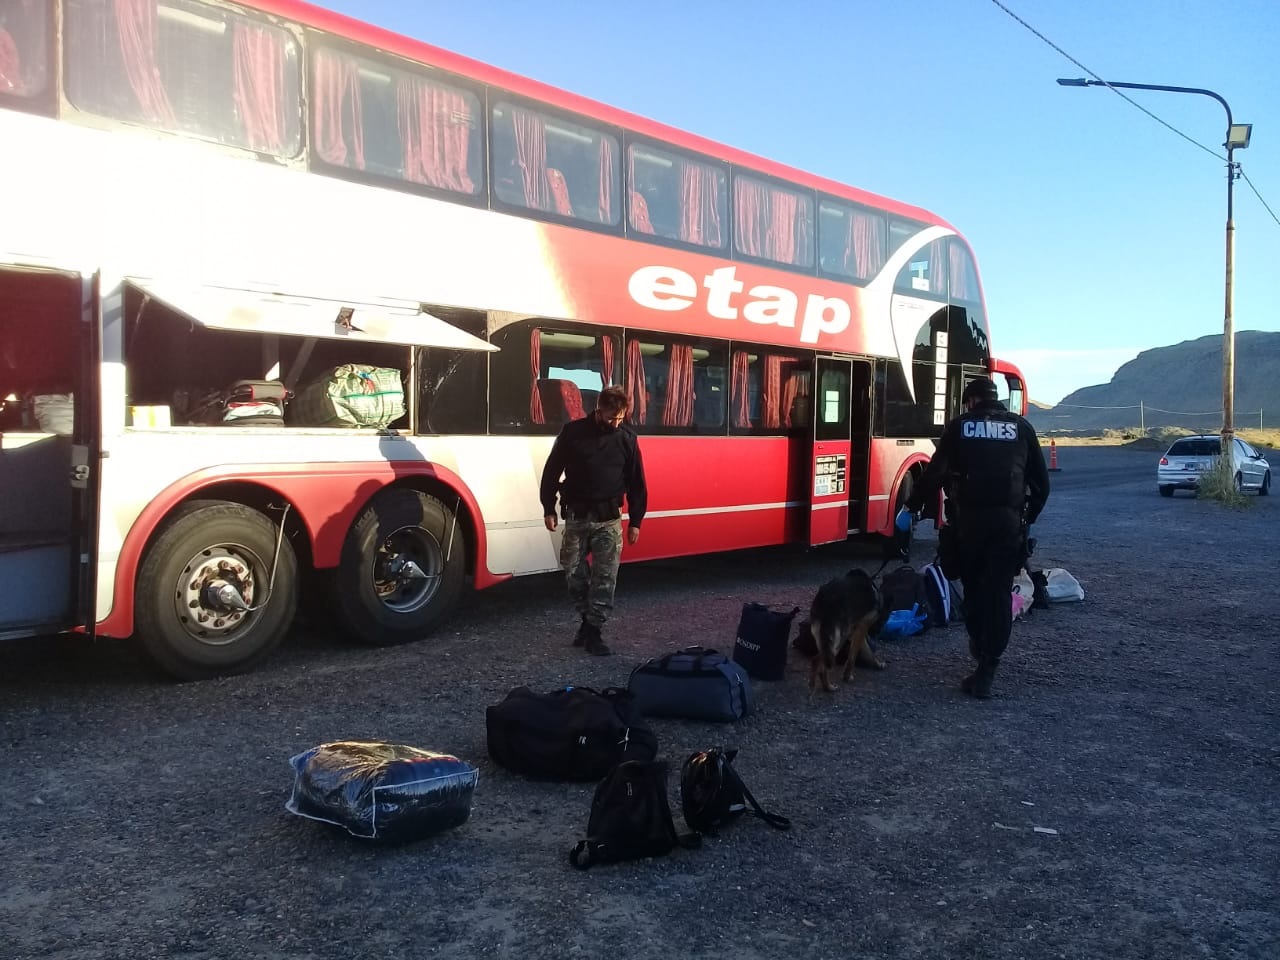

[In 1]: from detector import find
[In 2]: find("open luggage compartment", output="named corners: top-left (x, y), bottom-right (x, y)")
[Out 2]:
top-left (0, 266), bottom-right (89, 638)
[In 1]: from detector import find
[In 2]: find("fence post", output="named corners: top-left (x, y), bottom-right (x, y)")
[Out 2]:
top-left (1140, 400), bottom-right (1145, 434)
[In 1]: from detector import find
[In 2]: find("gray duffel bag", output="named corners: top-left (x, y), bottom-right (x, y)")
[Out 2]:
top-left (627, 646), bottom-right (753, 723)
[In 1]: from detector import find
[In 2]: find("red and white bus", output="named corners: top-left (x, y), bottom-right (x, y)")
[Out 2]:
top-left (0, 0), bottom-right (1027, 678)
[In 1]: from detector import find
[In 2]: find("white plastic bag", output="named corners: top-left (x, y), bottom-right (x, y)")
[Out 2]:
top-left (1043, 567), bottom-right (1085, 602)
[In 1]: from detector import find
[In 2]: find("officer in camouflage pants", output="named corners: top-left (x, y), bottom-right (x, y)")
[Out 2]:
top-left (540, 385), bottom-right (648, 656)
top-left (559, 514), bottom-right (623, 639)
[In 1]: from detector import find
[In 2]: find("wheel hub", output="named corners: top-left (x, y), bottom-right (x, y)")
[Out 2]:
top-left (175, 547), bottom-right (258, 645)
top-left (374, 525), bottom-right (443, 614)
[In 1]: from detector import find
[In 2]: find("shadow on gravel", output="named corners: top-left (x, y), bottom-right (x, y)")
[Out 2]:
top-left (0, 536), bottom-right (895, 690)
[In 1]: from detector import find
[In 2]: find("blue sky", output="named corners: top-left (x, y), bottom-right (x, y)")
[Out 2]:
top-left (322, 0), bottom-right (1280, 405)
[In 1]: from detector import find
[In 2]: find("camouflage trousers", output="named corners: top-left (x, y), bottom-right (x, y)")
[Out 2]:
top-left (559, 516), bottom-right (623, 628)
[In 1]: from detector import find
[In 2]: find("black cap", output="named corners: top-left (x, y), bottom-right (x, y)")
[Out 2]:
top-left (962, 377), bottom-right (999, 403)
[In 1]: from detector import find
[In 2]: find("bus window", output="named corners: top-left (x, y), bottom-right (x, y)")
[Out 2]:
top-left (875, 360), bottom-right (942, 438)
top-left (489, 323), bottom-right (616, 433)
top-left (627, 143), bottom-right (726, 249)
top-left (621, 337), bottom-right (727, 434)
top-left (728, 349), bottom-right (809, 435)
top-left (491, 102), bottom-right (619, 225)
top-left (817, 200), bottom-right (886, 283)
top-left (417, 309), bottom-right (488, 436)
top-left (309, 45), bottom-right (483, 196)
top-left (893, 231), bottom-right (948, 299)
top-left (814, 363), bottom-right (850, 442)
top-left (945, 240), bottom-right (989, 365)
top-left (733, 174), bottom-right (814, 268)
top-left (0, 0), bottom-right (49, 102)
top-left (65, 0), bottom-right (302, 157)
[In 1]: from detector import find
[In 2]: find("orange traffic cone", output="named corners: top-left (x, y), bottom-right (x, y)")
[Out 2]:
top-left (1048, 438), bottom-right (1061, 472)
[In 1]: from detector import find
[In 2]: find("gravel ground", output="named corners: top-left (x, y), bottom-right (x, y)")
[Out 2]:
top-left (2, 447), bottom-right (1277, 960)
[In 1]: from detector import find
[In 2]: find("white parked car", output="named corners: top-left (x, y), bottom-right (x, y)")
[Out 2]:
top-left (1157, 435), bottom-right (1271, 497)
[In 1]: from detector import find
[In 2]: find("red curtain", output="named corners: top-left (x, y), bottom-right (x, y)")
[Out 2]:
top-left (661, 345), bottom-right (694, 427)
top-left (511, 106), bottom-right (548, 210)
top-left (769, 190), bottom-right (798, 265)
top-left (0, 28), bottom-right (21, 94)
top-left (625, 339), bottom-right (647, 426)
top-left (761, 354), bottom-right (782, 429)
top-left (529, 328), bottom-right (544, 424)
top-left (679, 160), bottom-right (721, 247)
top-left (601, 335), bottom-right (615, 388)
top-left (849, 209), bottom-right (885, 280)
top-left (113, 0), bottom-right (175, 127)
top-left (313, 49), bottom-right (363, 168)
top-left (598, 136), bottom-right (615, 223)
top-left (730, 350), bottom-right (751, 429)
top-left (781, 366), bottom-right (811, 428)
top-left (735, 178), bottom-right (767, 258)
top-left (0, 0), bottom-right (38, 95)
top-left (397, 75), bottom-right (475, 192)
top-left (232, 22), bottom-right (287, 154)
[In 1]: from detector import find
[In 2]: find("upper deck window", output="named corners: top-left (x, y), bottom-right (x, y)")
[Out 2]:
top-left (310, 45), bottom-right (482, 196)
top-left (0, 0), bottom-right (49, 101)
top-left (627, 143), bottom-right (726, 249)
top-left (947, 238), bottom-right (981, 303)
top-left (890, 220), bottom-right (947, 299)
top-left (818, 200), bottom-right (887, 283)
top-left (734, 174), bottom-right (814, 268)
top-left (491, 101), bottom-right (619, 225)
top-left (65, 0), bottom-right (301, 157)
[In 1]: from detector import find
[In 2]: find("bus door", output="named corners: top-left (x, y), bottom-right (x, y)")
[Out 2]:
top-left (808, 357), bottom-right (853, 546)
top-left (0, 266), bottom-right (101, 640)
top-left (844, 358), bottom-right (874, 533)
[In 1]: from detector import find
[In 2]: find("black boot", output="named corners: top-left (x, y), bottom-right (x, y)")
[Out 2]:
top-left (572, 618), bottom-right (590, 647)
top-left (967, 658), bottom-right (998, 699)
top-left (960, 668), bottom-right (979, 695)
top-left (581, 622), bottom-right (611, 657)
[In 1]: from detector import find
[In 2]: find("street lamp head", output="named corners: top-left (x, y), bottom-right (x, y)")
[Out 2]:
top-left (1227, 123), bottom-right (1252, 149)
top-left (1056, 77), bottom-right (1091, 87)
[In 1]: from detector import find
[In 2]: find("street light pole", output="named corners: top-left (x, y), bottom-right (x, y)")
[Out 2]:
top-left (1056, 78), bottom-right (1250, 447)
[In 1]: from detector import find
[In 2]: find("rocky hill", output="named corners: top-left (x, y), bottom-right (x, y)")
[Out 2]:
top-left (1027, 331), bottom-right (1280, 433)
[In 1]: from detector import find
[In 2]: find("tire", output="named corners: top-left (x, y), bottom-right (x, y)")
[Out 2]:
top-left (1158, 485), bottom-right (1174, 498)
top-left (332, 488), bottom-right (466, 646)
top-left (135, 500), bottom-right (298, 680)
top-left (1260, 472), bottom-right (1270, 496)
top-left (1234, 472), bottom-right (1244, 494)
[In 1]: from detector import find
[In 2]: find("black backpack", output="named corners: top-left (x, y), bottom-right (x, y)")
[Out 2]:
top-left (486, 686), bottom-right (657, 782)
top-left (569, 760), bottom-right (700, 869)
top-left (879, 565), bottom-right (930, 627)
top-left (679, 748), bottom-right (791, 835)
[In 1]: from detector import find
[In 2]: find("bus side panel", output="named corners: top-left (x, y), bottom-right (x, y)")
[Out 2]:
top-left (615, 436), bottom-right (806, 563)
top-left (93, 459), bottom-right (497, 640)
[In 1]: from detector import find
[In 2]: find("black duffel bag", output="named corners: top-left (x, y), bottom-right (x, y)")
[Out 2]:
top-left (628, 646), bottom-right (753, 722)
top-left (485, 685), bottom-right (657, 782)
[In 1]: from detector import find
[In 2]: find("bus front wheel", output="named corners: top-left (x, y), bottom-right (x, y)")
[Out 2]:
top-left (135, 500), bottom-right (298, 680)
top-left (332, 488), bottom-right (466, 646)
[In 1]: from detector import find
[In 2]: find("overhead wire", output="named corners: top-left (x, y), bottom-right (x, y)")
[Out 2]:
top-left (987, 0), bottom-right (1278, 224)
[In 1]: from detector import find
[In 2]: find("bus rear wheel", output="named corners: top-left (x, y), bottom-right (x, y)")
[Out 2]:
top-left (332, 488), bottom-right (465, 646)
top-left (135, 500), bottom-right (298, 680)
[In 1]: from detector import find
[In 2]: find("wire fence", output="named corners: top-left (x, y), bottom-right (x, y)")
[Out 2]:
top-left (1036, 401), bottom-right (1273, 433)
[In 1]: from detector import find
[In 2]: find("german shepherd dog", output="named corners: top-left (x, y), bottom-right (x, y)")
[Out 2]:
top-left (806, 568), bottom-right (885, 692)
